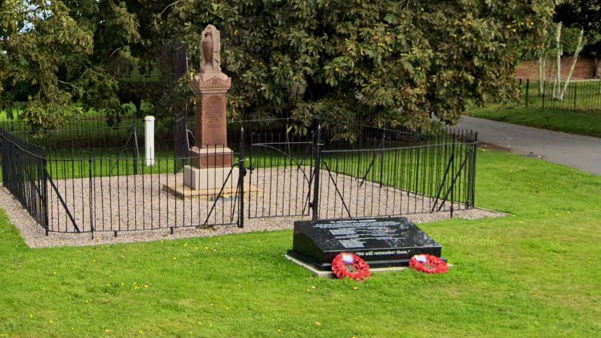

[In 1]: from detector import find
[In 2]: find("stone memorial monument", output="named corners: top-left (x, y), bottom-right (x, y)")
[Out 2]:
top-left (288, 217), bottom-right (444, 271)
top-left (184, 24), bottom-right (239, 191)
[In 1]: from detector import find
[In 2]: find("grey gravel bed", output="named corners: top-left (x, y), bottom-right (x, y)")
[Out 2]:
top-left (0, 167), bottom-right (505, 248)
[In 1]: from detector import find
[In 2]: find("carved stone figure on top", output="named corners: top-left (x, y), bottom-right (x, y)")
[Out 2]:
top-left (200, 24), bottom-right (221, 73)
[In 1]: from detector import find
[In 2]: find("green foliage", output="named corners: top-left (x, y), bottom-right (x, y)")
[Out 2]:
top-left (0, 0), bottom-right (95, 128)
top-left (1, 0), bottom-right (557, 130)
top-left (555, 0), bottom-right (601, 55)
top-left (525, 23), bottom-right (590, 61)
top-left (163, 0), bottom-right (556, 129)
top-left (558, 26), bottom-right (588, 55)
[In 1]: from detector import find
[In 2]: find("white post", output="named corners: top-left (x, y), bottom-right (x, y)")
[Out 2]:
top-left (144, 116), bottom-right (155, 166)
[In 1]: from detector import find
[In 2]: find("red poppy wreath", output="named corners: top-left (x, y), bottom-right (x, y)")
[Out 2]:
top-left (409, 254), bottom-right (449, 274)
top-left (331, 253), bottom-right (371, 281)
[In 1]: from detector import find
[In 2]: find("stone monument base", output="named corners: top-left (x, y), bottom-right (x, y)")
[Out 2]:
top-left (163, 182), bottom-right (262, 199)
top-left (284, 254), bottom-right (410, 278)
top-left (183, 165), bottom-right (239, 190)
top-left (288, 217), bottom-right (444, 271)
top-left (188, 146), bottom-right (234, 168)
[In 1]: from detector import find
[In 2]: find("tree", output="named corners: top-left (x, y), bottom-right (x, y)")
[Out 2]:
top-left (535, 1), bottom-right (600, 100)
top-left (1, 0), bottom-right (93, 128)
top-left (550, 23), bottom-right (585, 101)
top-left (1, 0), bottom-right (556, 131)
top-left (0, 0), bottom-right (132, 128)
top-left (158, 0), bottom-right (557, 131)
top-left (555, 0), bottom-right (601, 55)
top-left (554, 0), bottom-right (601, 94)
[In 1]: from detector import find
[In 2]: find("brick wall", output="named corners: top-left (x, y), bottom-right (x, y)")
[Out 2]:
top-left (515, 56), bottom-right (599, 80)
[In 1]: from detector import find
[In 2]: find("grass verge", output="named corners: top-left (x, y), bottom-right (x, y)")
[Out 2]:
top-left (0, 149), bottom-right (600, 337)
top-left (469, 105), bottom-right (601, 138)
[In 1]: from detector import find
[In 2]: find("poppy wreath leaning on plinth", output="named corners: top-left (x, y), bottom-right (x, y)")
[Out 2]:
top-left (331, 253), bottom-right (371, 281)
top-left (409, 254), bottom-right (449, 274)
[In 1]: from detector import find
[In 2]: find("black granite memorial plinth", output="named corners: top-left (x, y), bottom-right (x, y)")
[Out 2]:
top-left (288, 217), bottom-right (442, 270)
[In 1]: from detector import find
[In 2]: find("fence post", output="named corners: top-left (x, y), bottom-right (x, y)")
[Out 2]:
top-left (379, 131), bottom-right (385, 187)
top-left (89, 151), bottom-right (95, 236)
top-left (525, 79), bottom-right (530, 107)
top-left (238, 127), bottom-right (245, 228)
top-left (311, 124), bottom-right (322, 221)
top-left (132, 126), bottom-right (139, 175)
top-left (42, 148), bottom-right (49, 236)
top-left (573, 82), bottom-right (578, 111)
top-left (450, 139), bottom-right (456, 219)
top-left (470, 132), bottom-right (478, 208)
top-left (0, 131), bottom-right (6, 189)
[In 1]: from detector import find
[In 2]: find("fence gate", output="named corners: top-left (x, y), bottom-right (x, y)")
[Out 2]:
top-left (247, 127), bottom-right (319, 219)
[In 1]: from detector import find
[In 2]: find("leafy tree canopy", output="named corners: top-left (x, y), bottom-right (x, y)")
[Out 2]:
top-left (555, 0), bottom-right (601, 55)
top-left (1, 0), bottom-right (556, 130)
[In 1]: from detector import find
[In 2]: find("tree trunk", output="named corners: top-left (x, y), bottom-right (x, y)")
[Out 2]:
top-left (553, 22), bottom-right (562, 100)
top-left (559, 29), bottom-right (585, 100)
top-left (539, 55), bottom-right (547, 96)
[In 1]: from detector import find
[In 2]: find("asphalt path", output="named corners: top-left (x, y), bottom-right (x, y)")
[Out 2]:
top-left (454, 116), bottom-right (601, 176)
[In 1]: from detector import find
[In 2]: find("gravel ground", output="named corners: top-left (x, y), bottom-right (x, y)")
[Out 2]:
top-left (1, 166), bottom-right (506, 248)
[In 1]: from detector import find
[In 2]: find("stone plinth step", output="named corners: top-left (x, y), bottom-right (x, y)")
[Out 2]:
top-left (163, 183), bottom-right (262, 199)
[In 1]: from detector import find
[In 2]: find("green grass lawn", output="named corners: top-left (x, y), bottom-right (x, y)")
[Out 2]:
top-left (468, 105), bottom-right (601, 138)
top-left (1, 148), bottom-right (600, 337)
top-left (468, 79), bottom-right (601, 138)
top-left (517, 79), bottom-right (601, 111)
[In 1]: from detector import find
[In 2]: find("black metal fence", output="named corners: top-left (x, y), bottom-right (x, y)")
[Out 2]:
top-left (0, 118), bottom-right (478, 236)
top-left (518, 78), bottom-right (601, 111)
top-left (247, 123), bottom-right (478, 221)
top-left (0, 129), bottom-right (49, 231)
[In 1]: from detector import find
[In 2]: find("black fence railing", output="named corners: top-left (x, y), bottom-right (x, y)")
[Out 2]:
top-left (318, 132), bottom-right (477, 219)
top-left (0, 129), bottom-right (49, 233)
top-left (42, 148), bottom-right (241, 234)
top-left (517, 78), bottom-right (601, 111)
top-left (247, 122), bottom-right (478, 221)
top-left (0, 118), bottom-right (478, 236)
